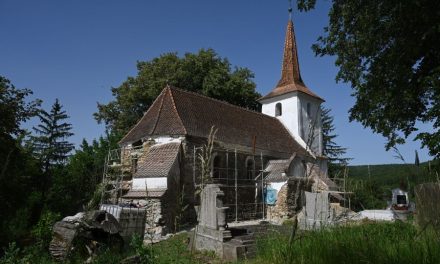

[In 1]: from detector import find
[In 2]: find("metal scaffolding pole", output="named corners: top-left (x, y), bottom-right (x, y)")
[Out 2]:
top-left (260, 152), bottom-right (265, 219)
top-left (193, 146), bottom-right (196, 193)
top-left (235, 149), bottom-right (238, 222)
top-left (226, 150), bottom-right (229, 185)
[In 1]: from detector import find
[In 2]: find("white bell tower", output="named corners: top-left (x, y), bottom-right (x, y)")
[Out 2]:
top-left (259, 17), bottom-right (324, 156)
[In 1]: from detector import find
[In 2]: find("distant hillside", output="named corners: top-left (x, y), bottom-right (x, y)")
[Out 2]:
top-left (347, 160), bottom-right (438, 188)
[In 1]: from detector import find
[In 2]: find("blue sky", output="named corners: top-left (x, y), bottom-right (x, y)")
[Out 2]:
top-left (0, 0), bottom-right (433, 165)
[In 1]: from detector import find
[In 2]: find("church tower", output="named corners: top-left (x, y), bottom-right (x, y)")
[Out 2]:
top-left (259, 13), bottom-right (324, 156)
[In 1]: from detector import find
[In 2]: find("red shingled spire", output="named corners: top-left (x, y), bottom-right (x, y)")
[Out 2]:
top-left (259, 18), bottom-right (324, 102)
top-left (277, 19), bottom-right (303, 87)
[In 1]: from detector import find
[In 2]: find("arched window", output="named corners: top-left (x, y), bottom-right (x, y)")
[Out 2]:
top-left (306, 103), bottom-right (311, 116)
top-left (245, 157), bottom-right (255, 179)
top-left (212, 154), bottom-right (222, 179)
top-left (275, 103), bottom-right (282, 116)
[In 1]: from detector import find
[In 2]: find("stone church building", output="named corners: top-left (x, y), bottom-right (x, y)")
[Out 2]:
top-left (116, 17), bottom-right (335, 231)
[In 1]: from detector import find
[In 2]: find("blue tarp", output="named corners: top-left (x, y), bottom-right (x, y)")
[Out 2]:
top-left (265, 187), bottom-right (278, 205)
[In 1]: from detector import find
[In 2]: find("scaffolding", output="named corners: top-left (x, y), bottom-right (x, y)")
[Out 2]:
top-left (100, 146), bottom-right (144, 205)
top-left (193, 146), bottom-right (268, 223)
top-left (328, 166), bottom-right (352, 210)
top-left (99, 143), bottom-right (349, 225)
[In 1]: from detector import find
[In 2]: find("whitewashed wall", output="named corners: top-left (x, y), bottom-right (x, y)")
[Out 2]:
top-left (132, 177), bottom-right (167, 190)
top-left (297, 93), bottom-right (322, 155)
top-left (261, 92), bottom-right (300, 138)
top-left (261, 92), bottom-right (323, 155)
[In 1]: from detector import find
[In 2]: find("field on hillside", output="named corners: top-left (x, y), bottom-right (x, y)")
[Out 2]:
top-left (348, 162), bottom-right (438, 187)
top-left (336, 160), bottom-right (440, 211)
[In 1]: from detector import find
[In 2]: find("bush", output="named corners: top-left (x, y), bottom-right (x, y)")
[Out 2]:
top-left (31, 210), bottom-right (61, 249)
top-left (0, 242), bottom-right (20, 264)
top-left (0, 242), bottom-right (54, 264)
top-left (130, 234), bottom-right (153, 264)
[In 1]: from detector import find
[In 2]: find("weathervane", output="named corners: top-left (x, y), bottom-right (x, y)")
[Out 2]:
top-left (288, 0), bottom-right (293, 20)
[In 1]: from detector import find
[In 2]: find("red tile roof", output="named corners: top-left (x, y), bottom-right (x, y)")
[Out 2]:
top-left (264, 155), bottom-right (296, 182)
top-left (123, 188), bottom-right (166, 198)
top-left (134, 142), bottom-right (180, 178)
top-left (259, 20), bottom-right (324, 102)
top-left (120, 86), bottom-right (306, 155)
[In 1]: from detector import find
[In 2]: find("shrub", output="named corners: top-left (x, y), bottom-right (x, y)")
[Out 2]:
top-left (31, 210), bottom-right (61, 249)
top-left (130, 234), bottom-right (154, 264)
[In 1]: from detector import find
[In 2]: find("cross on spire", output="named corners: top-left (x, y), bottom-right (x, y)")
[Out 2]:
top-left (288, 0), bottom-right (293, 20)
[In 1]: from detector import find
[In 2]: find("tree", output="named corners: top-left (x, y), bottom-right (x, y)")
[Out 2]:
top-left (0, 76), bottom-right (41, 248)
top-left (48, 133), bottom-right (120, 215)
top-left (95, 49), bottom-right (261, 134)
top-left (31, 99), bottom-right (74, 200)
top-left (321, 106), bottom-right (351, 176)
top-left (297, 0), bottom-right (440, 158)
top-left (0, 76), bottom-right (40, 137)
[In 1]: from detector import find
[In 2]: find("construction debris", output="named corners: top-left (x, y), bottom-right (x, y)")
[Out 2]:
top-left (49, 210), bottom-right (123, 262)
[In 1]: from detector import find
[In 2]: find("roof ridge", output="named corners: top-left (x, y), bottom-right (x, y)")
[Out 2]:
top-left (151, 88), bottom-right (167, 134)
top-left (118, 87), bottom-right (169, 144)
top-left (166, 85), bottom-right (188, 134)
top-left (167, 85), bottom-right (282, 122)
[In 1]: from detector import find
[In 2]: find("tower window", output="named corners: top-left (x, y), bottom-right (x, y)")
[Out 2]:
top-left (275, 103), bottom-right (282, 116)
top-left (306, 103), bottom-right (311, 116)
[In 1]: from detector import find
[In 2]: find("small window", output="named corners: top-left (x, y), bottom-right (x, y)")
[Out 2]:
top-left (245, 158), bottom-right (255, 179)
top-left (306, 103), bottom-right (311, 116)
top-left (275, 103), bottom-right (282, 116)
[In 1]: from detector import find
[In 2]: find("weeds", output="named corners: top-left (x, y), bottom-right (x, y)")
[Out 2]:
top-left (249, 222), bottom-right (440, 264)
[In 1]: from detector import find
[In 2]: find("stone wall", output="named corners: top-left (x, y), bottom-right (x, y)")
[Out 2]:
top-left (266, 177), bottom-right (313, 223)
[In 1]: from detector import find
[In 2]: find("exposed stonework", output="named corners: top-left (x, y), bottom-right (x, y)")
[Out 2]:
top-left (267, 177), bottom-right (313, 223)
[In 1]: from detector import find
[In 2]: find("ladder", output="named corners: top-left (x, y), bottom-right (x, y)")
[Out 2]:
top-left (100, 148), bottom-right (126, 205)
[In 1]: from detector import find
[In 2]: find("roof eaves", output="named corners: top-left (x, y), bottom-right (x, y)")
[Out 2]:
top-left (259, 89), bottom-right (324, 102)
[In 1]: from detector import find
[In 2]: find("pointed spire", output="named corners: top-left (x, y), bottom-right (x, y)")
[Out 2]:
top-left (259, 15), bottom-right (324, 102)
top-left (277, 19), bottom-right (303, 87)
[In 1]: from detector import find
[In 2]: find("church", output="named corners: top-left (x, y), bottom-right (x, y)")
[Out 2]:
top-left (115, 14), bottom-right (334, 232)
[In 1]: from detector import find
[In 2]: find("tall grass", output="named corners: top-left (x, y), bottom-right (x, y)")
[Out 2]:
top-left (250, 222), bottom-right (440, 264)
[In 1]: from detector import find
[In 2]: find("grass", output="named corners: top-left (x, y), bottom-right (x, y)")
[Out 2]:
top-left (245, 222), bottom-right (440, 264)
top-left (4, 222), bottom-right (440, 264)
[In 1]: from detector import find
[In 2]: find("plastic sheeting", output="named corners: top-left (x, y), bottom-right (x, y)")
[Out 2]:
top-left (265, 187), bottom-right (278, 205)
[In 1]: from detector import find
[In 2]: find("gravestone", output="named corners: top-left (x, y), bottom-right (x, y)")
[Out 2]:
top-left (193, 184), bottom-right (257, 260)
top-left (194, 184), bottom-right (231, 256)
